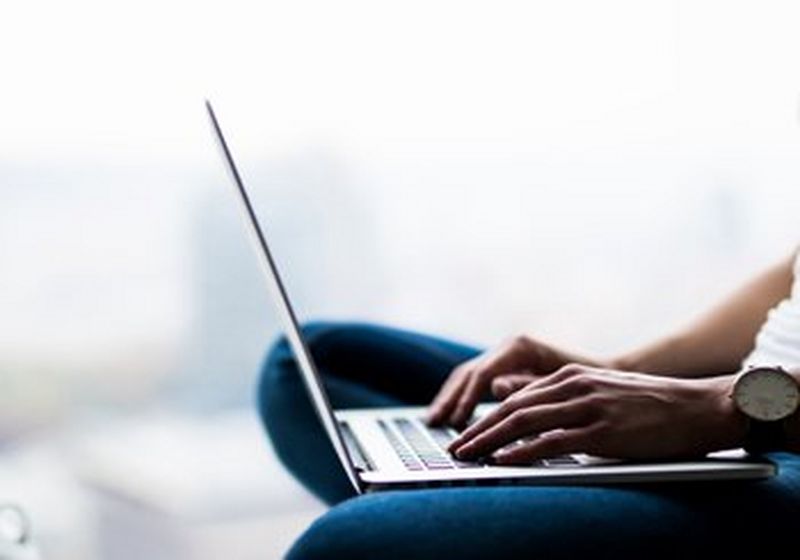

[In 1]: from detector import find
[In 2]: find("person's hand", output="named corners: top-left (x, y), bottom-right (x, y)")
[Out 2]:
top-left (448, 365), bottom-right (746, 463)
top-left (426, 335), bottom-right (592, 427)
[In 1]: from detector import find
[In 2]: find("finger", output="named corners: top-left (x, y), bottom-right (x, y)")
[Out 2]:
top-left (426, 364), bottom-right (473, 425)
top-left (492, 427), bottom-right (593, 465)
top-left (431, 360), bottom-right (477, 410)
top-left (450, 376), bottom-right (579, 450)
top-left (452, 365), bottom-right (587, 439)
top-left (448, 343), bottom-right (525, 426)
top-left (491, 373), bottom-right (538, 399)
top-left (448, 370), bottom-right (490, 427)
top-left (453, 402), bottom-right (587, 460)
top-left (517, 363), bottom-right (586, 394)
top-left (427, 372), bottom-right (467, 425)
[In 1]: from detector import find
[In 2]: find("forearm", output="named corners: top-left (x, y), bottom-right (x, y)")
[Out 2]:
top-left (610, 249), bottom-right (797, 378)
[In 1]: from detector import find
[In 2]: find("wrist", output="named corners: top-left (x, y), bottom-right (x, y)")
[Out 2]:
top-left (785, 370), bottom-right (800, 452)
top-left (731, 367), bottom-right (800, 453)
top-left (786, 413), bottom-right (800, 453)
top-left (698, 375), bottom-right (748, 452)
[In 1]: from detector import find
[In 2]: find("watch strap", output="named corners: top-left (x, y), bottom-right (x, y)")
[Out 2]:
top-left (744, 419), bottom-right (786, 454)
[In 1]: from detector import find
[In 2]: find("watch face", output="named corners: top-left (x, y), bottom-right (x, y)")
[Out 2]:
top-left (734, 367), bottom-right (800, 421)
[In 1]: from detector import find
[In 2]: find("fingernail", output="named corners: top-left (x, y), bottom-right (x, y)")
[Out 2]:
top-left (455, 445), bottom-right (472, 459)
top-left (492, 450), bottom-right (511, 464)
top-left (448, 441), bottom-right (464, 454)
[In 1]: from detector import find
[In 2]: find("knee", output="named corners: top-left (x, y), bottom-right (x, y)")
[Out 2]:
top-left (255, 321), bottom-right (347, 435)
top-left (258, 321), bottom-right (334, 393)
top-left (265, 319), bottom-right (343, 363)
top-left (257, 319), bottom-right (369, 393)
top-left (256, 333), bottom-right (290, 428)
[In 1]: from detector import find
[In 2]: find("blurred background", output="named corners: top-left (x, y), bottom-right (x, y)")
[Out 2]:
top-left (2, 0), bottom-right (800, 557)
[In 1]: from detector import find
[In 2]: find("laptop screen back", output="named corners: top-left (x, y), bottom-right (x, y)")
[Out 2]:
top-left (205, 100), bottom-right (362, 493)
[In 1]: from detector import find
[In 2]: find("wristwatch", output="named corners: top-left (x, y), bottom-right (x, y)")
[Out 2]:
top-left (731, 366), bottom-right (800, 453)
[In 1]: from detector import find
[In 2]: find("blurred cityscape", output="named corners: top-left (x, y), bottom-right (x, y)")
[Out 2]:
top-left (2, 137), bottom-right (800, 558)
top-left (3, 143), bottom-right (799, 427)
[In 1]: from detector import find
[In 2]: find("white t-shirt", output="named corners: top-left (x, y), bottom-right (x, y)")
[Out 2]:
top-left (742, 251), bottom-right (800, 368)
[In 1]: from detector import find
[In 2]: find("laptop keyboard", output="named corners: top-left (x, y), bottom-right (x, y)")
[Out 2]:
top-left (378, 419), bottom-right (425, 471)
top-left (381, 417), bottom-right (579, 471)
top-left (393, 418), bottom-right (475, 469)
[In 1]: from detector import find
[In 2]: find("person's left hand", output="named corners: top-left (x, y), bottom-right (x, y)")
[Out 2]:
top-left (448, 365), bottom-right (747, 464)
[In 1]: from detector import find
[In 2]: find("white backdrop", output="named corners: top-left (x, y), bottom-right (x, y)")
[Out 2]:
top-left (2, 0), bottom-right (800, 415)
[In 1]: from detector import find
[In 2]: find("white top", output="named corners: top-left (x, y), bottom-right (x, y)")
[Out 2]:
top-left (743, 252), bottom-right (800, 368)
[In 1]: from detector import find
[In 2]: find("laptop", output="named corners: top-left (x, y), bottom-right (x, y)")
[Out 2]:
top-left (205, 100), bottom-right (776, 493)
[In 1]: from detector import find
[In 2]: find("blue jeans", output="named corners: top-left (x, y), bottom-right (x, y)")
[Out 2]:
top-left (258, 322), bottom-right (800, 559)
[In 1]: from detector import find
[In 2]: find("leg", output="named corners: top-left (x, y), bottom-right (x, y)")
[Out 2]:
top-left (288, 453), bottom-right (800, 559)
top-left (257, 321), bottom-right (480, 504)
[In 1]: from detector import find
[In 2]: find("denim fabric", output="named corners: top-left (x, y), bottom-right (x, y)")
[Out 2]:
top-left (258, 321), bottom-right (480, 504)
top-left (257, 322), bottom-right (800, 559)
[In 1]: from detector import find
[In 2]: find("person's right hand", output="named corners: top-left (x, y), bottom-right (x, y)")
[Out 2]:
top-left (426, 334), bottom-right (593, 428)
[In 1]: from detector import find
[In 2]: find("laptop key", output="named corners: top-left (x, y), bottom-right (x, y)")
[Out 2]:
top-left (423, 422), bottom-right (483, 469)
top-left (393, 419), bottom-right (457, 470)
top-left (378, 420), bottom-right (425, 471)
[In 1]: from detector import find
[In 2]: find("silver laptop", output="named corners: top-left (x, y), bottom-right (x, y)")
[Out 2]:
top-left (206, 100), bottom-right (775, 493)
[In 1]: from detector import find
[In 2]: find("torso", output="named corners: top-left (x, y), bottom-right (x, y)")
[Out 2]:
top-left (743, 252), bottom-right (800, 368)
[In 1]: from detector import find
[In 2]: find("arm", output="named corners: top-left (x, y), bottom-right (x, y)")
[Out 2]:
top-left (430, 247), bottom-right (796, 428)
top-left (611, 249), bottom-right (797, 377)
top-left (447, 249), bottom-right (800, 460)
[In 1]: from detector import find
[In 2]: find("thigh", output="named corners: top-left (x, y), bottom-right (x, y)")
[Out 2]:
top-left (288, 453), bottom-right (800, 560)
top-left (282, 321), bottom-right (481, 407)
